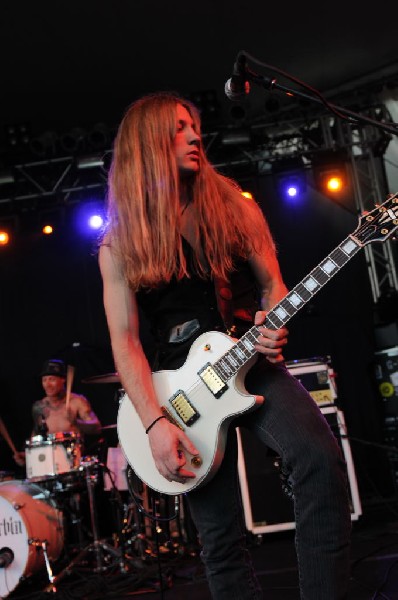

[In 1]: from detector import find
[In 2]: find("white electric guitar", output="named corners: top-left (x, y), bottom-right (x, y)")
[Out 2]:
top-left (118, 195), bottom-right (398, 495)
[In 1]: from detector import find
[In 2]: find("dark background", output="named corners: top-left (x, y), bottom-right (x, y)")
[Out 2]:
top-left (1, 1), bottom-right (398, 507)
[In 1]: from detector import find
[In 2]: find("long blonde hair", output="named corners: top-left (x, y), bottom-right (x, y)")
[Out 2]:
top-left (105, 92), bottom-right (274, 290)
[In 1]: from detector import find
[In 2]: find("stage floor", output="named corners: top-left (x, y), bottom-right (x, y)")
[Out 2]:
top-left (3, 496), bottom-right (398, 600)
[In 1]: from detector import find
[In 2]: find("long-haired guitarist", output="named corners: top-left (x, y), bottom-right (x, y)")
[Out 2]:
top-left (98, 92), bottom-right (351, 599)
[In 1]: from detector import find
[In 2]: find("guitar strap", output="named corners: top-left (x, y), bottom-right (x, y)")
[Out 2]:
top-left (213, 276), bottom-right (236, 336)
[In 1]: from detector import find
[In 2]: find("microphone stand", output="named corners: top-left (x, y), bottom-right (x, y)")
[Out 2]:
top-left (242, 63), bottom-right (398, 138)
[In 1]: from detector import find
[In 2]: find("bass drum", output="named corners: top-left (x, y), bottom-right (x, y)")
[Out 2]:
top-left (0, 480), bottom-right (64, 598)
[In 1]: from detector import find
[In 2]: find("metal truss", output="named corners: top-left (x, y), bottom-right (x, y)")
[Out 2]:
top-left (0, 153), bottom-right (110, 216)
top-left (0, 103), bottom-right (396, 306)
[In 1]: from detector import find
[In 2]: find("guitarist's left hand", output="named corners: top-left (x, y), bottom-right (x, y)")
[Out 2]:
top-left (253, 310), bottom-right (288, 363)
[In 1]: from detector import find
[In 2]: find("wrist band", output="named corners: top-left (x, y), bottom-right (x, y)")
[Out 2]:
top-left (145, 415), bottom-right (167, 434)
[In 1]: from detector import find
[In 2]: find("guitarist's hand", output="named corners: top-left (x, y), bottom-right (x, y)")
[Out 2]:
top-left (254, 310), bottom-right (288, 363)
top-left (148, 418), bottom-right (199, 483)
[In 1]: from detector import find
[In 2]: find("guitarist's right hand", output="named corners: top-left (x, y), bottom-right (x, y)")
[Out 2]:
top-left (147, 417), bottom-right (199, 483)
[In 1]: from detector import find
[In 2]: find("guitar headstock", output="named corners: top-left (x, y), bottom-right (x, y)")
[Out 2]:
top-left (354, 193), bottom-right (398, 246)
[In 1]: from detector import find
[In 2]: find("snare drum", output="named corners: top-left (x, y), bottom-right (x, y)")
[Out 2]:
top-left (25, 432), bottom-right (82, 481)
top-left (0, 480), bottom-right (63, 598)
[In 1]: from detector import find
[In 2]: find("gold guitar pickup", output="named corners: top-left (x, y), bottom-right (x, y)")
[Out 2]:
top-left (198, 363), bottom-right (228, 398)
top-left (169, 391), bottom-right (200, 426)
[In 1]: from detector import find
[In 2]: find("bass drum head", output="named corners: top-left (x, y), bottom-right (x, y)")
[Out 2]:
top-left (0, 480), bottom-right (63, 598)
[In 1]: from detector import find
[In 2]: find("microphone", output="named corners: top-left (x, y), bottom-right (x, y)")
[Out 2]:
top-left (38, 414), bottom-right (48, 439)
top-left (224, 54), bottom-right (250, 101)
top-left (0, 548), bottom-right (14, 568)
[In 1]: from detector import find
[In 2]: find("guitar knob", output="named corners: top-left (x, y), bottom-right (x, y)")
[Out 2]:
top-left (191, 455), bottom-right (202, 468)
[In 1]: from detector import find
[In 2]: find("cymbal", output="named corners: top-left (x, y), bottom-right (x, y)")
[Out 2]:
top-left (82, 372), bottom-right (120, 384)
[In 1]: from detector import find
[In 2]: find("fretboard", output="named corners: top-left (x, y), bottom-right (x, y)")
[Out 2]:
top-left (213, 235), bottom-right (361, 382)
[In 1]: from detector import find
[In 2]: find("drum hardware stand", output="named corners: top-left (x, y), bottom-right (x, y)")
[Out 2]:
top-left (26, 539), bottom-right (56, 590)
top-left (41, 540), bottom-right (55, 586)
top-left (44, 457), bottom-right (133, 594)
top-left (122, 500), bottom-right (154, 561)
top-left (68, 491), bottom-right (86, 551)
top-left (78, 457), bottom-right (128, 572)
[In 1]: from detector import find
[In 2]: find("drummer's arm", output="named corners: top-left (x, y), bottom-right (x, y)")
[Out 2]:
top-left (13, 451), bottom-right (26, 466)
top-left (74, 396), bottom-right (102, 435)
top-left (0, 417), bottom-right (25, 465)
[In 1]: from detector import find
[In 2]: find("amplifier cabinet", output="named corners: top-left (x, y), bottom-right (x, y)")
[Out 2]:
top-left (237, 406), bottom-right (362, 535)
top-left (285, 357), bottom-right (337, 407)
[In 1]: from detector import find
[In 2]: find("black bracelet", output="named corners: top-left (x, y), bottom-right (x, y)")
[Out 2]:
top-left (145, 415), bottom-right (167, 434)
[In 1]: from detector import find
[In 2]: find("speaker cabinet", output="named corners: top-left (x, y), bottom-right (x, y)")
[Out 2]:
top-left (237, 406), bottom-right (362, 534)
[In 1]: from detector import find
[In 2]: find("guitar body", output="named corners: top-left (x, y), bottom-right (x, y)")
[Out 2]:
top-left (117, 330), bottom-right (260, 495)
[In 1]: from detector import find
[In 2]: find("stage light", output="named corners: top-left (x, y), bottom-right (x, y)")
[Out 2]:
top-left (42, 224), bottom-right (54, 235)
top-left (278, 175), bottom-right (307, 202)
top-left (0, 231), bottom-right (10, 245)
top-left (5, 122), bottom-right (31, 151)
top-left (72, 201), bottom-right (105, 238)
top-left (188, 89), bottom-right (221, 122)
top-left (229, 103), bottom-right (247, 124)
top-left (272, 157), bottom-right (307, 202)
top-left (221, 128), bottom-right (252, 146)
top-left (87, 123), bottom-right (111, 150)
top-left (0, 217), bottom-right (18, 245)
top-left (324, 172), bottom-right (344, 193)
top-left (311, 150), bottom-right (349, 197)
top-left (88, 214), bottom-right (104, 230)
top-left (77, 155), bottom-right (104, 169)
top-left (29, 131), bottom-right (58, 158)
top-left (0, 170), bottom-right (15, 185)
top-left (314, 166), bottom-right (348, 196)
top-left (59, 128), bottom-right (86, 153)
top-left (241, 191), bottom-right (253, 199)
top-left (38, 208), bottom-right (65, 237)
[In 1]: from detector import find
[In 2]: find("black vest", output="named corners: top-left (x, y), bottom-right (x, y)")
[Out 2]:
top-left (136, 239), bottom-right (260, 370)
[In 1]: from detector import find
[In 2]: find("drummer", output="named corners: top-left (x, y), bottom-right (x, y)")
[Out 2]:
top-left (32, 358), bottom-right (102, 439)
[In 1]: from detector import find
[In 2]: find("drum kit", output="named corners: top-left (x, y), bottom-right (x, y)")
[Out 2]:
top-left (0, 372), bottom-right (195, 599)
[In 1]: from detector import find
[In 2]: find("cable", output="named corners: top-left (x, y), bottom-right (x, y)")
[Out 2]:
top-left (125, 465), bottom-right (179, 600)
top-left (126, 465), bottom-right (180, 523)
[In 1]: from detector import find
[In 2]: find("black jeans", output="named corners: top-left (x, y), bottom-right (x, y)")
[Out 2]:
top-left (186, 358), bottom-right (352, 599)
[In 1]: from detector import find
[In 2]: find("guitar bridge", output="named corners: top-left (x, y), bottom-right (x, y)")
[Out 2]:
top-left (198, 363), bottom-right (228, 398)
top-left (169, 391), bottom-right (199, 427)
top-left (161, 405), bottom-right (184, 431)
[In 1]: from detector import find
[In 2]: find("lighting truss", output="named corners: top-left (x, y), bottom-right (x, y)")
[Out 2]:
top-left (0, 100), bottom-right (396, 305)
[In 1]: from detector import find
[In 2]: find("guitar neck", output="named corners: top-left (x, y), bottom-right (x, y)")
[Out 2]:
top-left (213, 234), bottom-right (362, 382)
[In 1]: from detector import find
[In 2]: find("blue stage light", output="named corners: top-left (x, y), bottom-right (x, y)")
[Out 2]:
top-left (88, 214), bottom-right (104, 230)
top-left (278, 174), bottom-right (307, 202)
top-left (272, 157), bottom-right (307, 203)
top-left (73, 200), bottom-right (105, 237)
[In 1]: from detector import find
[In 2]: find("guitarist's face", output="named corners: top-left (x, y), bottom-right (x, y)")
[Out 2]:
top-left (174, 103), bottom-right (201, 176)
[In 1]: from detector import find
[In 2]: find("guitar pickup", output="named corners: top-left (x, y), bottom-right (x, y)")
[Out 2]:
top-left (169, 391), bottom-right (199, 427)
top-left (198, 363), bottom-right (228, 398)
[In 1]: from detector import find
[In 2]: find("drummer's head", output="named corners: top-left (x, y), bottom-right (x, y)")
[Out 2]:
top-left (40, 359), bottom-right (66, 379)
top-left (40, 359), bottom-right (66, 397)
